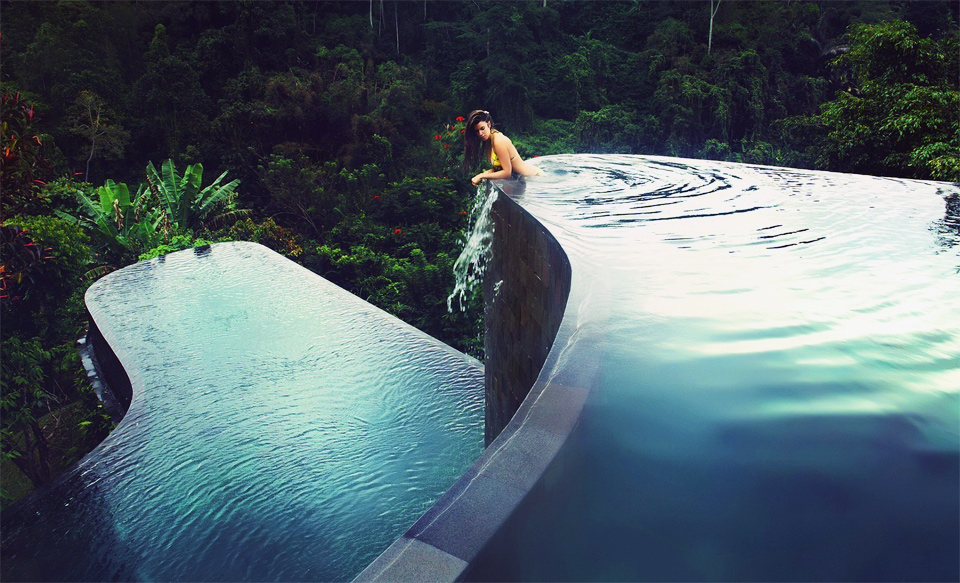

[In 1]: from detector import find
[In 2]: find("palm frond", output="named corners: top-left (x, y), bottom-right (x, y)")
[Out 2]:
top-left (197, 177), bottom-right (240, 221)
top-left (182, 163), bottom-right (203, 206)
top-left (73, 190), bottom-right (102, 219)
top-left (160, 159), bottom-right (182, 225)
top-left (82, 265), bottom-right (116, 282)
top-left (54, 210), bottom-right (82, 225)
top-left (204, 209), bottom-right (252, 231)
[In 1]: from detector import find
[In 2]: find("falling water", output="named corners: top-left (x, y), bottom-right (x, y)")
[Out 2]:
top-left (447, 181), bottom-right (499, 312)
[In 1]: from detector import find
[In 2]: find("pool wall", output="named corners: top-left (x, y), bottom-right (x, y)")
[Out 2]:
top-left (484, 189), bottom-right (572, 444)
top-left (356, 184), bottom-right (589, 581)
top-left (81, 308), bottom-right (132, 419)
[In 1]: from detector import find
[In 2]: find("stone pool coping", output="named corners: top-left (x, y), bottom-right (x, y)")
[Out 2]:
top-left (355, 182), bottom-right (596, 581)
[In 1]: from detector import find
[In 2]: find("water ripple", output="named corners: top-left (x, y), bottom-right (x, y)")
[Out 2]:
top-left (1, 243), bottom-right (483, 583)
top-left (490, 154), bottom-right (960, 582)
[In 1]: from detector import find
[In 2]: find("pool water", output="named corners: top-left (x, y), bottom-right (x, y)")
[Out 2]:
top-left (1, 242), bottom-right (483, 582)
top-left (470, 155), bottom-right (959, 581)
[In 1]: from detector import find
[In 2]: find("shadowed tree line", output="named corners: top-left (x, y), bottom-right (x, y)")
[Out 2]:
top-left (1, 0), bottom-right (957, 507)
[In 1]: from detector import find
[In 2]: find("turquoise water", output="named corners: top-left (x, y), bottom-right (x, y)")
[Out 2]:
top-left (3, 156), bottom-right (957, 582)
top-left (471, 155), bottom-right (959, 581)
top-left (1, 242), bottom-right (483, 582)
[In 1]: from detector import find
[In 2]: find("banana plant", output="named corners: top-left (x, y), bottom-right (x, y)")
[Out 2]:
top-left (57, 179), bottom-right (162, 255)
top-left (145, 159), bottom-right (242, 235)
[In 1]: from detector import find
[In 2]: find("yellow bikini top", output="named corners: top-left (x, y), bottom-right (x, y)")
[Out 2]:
top-left (490, 148), bottom-right (502, 171)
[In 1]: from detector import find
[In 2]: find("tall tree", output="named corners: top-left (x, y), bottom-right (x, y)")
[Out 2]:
top-left (67, 90), bottom-right (129, 183)
top-left (708, 0), bottom-right (721, 54)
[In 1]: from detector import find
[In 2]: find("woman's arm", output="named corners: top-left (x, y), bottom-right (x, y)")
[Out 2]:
top-left (471, 135), bottom-right (514, 185)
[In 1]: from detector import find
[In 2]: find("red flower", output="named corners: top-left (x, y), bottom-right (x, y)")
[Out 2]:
top-left (443, 144), bottom-right (449, 149)
top-left (434, 135), bottom-right (441, 140)
top-left (455, 116), bottom-right (465, 122)
top-left (394, 228), bottom-right (402, 235)
top-left (460, 129), bottom-right (465, 134)
top-left (373, 195), bottom-right (380, 199)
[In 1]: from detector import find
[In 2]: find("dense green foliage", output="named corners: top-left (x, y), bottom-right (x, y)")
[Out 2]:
top-left (0, 217), bottom-right (112, 502)
top-left (808, 20), bottom-right (960, 179)
top-left (1, 0), bottom-right (957, 507)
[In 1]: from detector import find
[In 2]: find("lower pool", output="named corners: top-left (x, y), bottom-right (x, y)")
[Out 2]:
top-left (1, 242), bottom-right (483, 582)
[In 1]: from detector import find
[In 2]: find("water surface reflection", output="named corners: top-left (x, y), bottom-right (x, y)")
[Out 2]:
top-left (471, 155), bottom-right (959, 582)
top-left (1, 243), bottom-right (483, 582)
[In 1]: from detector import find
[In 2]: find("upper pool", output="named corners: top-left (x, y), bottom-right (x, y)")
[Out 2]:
top-left (0, 242), bottom-right (483, 582)
top-left (464, 155), bottom-right (959, 581)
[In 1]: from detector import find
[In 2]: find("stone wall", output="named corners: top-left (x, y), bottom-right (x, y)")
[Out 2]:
top-left (484, 190), bottom-right (572, 444)
top-left (82, 309), bottom-right (132, 418)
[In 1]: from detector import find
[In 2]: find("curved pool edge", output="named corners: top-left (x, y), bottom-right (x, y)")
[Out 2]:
top-left (74, 197), bottom-right (581, 582)
top-left (78, 310), bottom-right (132, 423)
top-left (355, 183), bottom-right (592, 581)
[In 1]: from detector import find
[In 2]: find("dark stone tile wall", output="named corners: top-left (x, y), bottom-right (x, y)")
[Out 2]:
top-left (83, 309), bottom-right (132, 418)
top-left (484, 192), bottom-right (572, 445)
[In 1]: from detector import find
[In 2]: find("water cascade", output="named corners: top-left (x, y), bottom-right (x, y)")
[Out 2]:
top-left (448, 181), bottom-right (499, 312)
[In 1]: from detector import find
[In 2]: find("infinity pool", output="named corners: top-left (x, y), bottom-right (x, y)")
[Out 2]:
top-left (466, 155), bottom-right (959, 581)
top-left (1, 242), bottom-right (483, 582)
top-left (3, 155), bottom-right (957, 582)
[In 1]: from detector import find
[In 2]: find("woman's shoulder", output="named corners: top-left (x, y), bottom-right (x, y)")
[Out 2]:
top-left (492, 131), bottom-right (513, 147)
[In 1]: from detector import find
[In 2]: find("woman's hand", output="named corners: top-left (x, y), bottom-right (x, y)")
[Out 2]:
top-left (471, 173), bottom-right (486, 186)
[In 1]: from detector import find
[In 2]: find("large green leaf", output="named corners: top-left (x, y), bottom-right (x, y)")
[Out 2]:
top-left (97, 180), bottom-right (131, 216)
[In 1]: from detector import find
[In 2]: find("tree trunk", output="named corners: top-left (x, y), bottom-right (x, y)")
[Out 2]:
top-left (85, 143), bottom-right (95, 184)
top-left (30, 420), bottom-right (52, 484)
top-left (708, 0), bottom-right (721, 55)
top-left (11, 420), bottom-right (52, 488)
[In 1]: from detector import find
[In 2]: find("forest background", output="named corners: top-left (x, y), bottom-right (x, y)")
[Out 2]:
top-left (1, 0), bottom-right (958, 509)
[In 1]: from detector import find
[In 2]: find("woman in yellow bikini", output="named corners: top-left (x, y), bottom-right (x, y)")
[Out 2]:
top-left (462, 110), bottom-right (542, 186)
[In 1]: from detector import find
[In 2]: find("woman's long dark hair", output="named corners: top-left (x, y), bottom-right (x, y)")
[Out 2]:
top-left (461, 109), bottom-right (494, 173)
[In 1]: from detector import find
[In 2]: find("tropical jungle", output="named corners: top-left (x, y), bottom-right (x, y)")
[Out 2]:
top-left (1, 0), bottom-right (958, 509)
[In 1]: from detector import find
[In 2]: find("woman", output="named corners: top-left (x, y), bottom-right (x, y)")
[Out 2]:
top-left (462, 110), bottom-right (541, 185)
